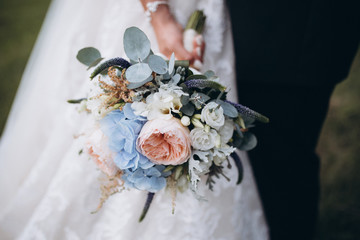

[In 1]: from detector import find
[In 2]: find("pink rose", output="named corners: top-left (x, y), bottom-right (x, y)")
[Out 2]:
top-left (86, 128), bottom-right (120, 177)
top-left (137, 117), bottom-right (192, 165)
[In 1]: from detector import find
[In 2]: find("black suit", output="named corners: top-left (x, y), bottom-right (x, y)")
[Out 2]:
top-left (226, 0), bottom-right (360, 239)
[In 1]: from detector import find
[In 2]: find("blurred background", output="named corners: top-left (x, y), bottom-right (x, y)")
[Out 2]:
top-left (0, 0), bottom-right (359, 239)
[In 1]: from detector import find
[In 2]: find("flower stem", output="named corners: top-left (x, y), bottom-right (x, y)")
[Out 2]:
top-left (139, 192), bottom-right (155, 222)
top-left (185, 10), bottom-right (206, 34)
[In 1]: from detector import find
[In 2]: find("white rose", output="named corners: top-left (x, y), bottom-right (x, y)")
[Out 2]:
top-left (190, 127), bottom-right (218, 151)
top-left (218, 119), bottom-right (235, 144)
top-left (201, 102), bottom-right (225, 130)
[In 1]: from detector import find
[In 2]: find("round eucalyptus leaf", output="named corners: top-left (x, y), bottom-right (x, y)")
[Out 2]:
top-left (168, 52), bottom-right (175, 74)
top-left (125, 63), bottom-right (152, 83)
top-left (148, 55), bottom-right (167, 74)
top-left (123, 27), bottom-right (151, 62)
top-left (170, 74), bottom-right (181, 85)
top-left (87, 57), bottom-right (104, 70)
top-left (76, 47), bottom-right (102, 66)
top-left (181, 95), bottom-right (190, 105)
top-left (127, 75), bottom-right (153, 89)
top-left (216, 100), bottom-right (239, 118)
top-left (180, 103), bottom-right (195, 116)
top-left (204, 70), bottom-right (215, 79)
top-left (238, 132), bottom-right (257, 151)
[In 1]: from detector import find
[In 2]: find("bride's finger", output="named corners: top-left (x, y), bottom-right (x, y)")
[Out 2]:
top-left (174, 44), bottom-right (194, 61)
top-left (192, 35), bottom-right (205, 61)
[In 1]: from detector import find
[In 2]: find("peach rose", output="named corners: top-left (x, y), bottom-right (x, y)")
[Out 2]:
top-left (137, 117), bottom-right (192, 165)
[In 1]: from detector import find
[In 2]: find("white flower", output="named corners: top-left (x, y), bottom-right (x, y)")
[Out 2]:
top-left (188, 150), bottom-right (213, 188)
top-left (212, 145), bottom-right (236, 166)
top-left (86, 78), bottom-right (113, 119)
top-left (190, 127), bottom-right (219, 151)
top-left (218, 119), bottom-right (235, 144)
top-left (201, 102), bottom-right (225, 130)
top-left (131, 86), bottom-right (185, 120)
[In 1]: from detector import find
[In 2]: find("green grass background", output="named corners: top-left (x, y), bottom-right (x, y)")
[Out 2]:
top-left (0, 0), bottom-right (359, 239)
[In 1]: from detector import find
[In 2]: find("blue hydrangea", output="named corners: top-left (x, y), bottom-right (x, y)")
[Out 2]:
top-left (100, 103), bottom-right (153, 170)
top-left (122, 165), bottom-right (171, 193)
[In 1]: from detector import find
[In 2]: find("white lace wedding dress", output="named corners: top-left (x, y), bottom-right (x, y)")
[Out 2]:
top-left (0, 0), bottom-right (268, 239)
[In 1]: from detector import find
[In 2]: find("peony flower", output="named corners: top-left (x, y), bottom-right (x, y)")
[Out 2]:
top-left (86, 127), bottom-right (119, 177)
top-left (190, 127), bottom-right (219, 151)
top-left (122, 165), bottom-right (171, 193)
top-left (137, 117), bottom-right (191, 165)
top-left (100, 104), bottom-right (153, 171)
top-left (201, 102), bottom-right (225, 130)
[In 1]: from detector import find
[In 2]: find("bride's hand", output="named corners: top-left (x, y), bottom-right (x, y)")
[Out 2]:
top-left (146, 4), bottom-right (194, 61)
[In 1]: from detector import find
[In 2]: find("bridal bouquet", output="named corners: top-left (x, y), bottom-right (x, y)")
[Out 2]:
top-left (71, 25), bottom-right (268, 221)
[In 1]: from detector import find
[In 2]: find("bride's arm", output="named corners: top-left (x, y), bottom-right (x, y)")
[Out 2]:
top-left (139, 0), bottom-right (194, 61)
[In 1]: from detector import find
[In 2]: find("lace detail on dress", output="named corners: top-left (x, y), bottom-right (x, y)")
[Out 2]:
top-left (0, 0), bottom-right (268, 239)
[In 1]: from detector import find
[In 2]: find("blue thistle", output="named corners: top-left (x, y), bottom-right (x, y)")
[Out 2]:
top-left (224, 100), bottom-right (269, 123)
top-left (184, 79), bottom-right (226, 91)
top-left (90, 57), bottom-right (131, 79)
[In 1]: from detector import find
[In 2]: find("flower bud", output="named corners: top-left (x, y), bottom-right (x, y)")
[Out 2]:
top-left (191, 118), bottom-right (204, 128)
top-left (204, 124), bottom-right (210, 133)
top-left (193, 114), bottom-right (201, 119)
top-left (181, 116), bottom-right (191, 126)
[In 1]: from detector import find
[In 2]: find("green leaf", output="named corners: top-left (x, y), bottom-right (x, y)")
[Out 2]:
top-left (127, 75), bottom-right (153, 89)
top-left (168, 53), bottom-right (175, 74)
top-left (148, 55), bottom-right (167, 74)
top-left (170, 74), bottom-right (181, 85)
top-left (238, 132), bottom-right (257, 151)
top-left (76, 47), bottom-right (102, 66)
top-left (204, 70), bottom-right (215, 79)
top-left (87, 57), bottom-right (104, 70)
top-left (186, 74), bottom-right (207, 81)
top-left (181, 95), bottom-right (190, 105)
top-left (191, 92), bottom-right (210, 109)
top-left (216, 100), bottom-right (238, 118)
top-left (180, 103), bottom-right (195, 116)
top-left (67, 98), bottom-right (87, 104)
top-left (123, 27), bottom-right (151, 62)
top-left (125, 63), bottom-right (152, 83)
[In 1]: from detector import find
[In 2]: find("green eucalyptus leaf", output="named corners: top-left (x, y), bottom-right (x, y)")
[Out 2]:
top-left (204, 70), bottom-right (215, 79)
top-left (148, 55), bottom-right (167, 74)
top-left (87, 57), bottom-right (104, 70)
top-left (76, 47), bottom-right (102, 66)
top-left (168, 53), bottom-right (175, 74)
top-left (191, 92), bottom-right (210, 109)
top-left (238, 132), bottom-right (257, 151)
top-left (127, 75), bottom-right (153, 89)
top-left (123, 27), bottom-right (151, 62)
top-left (216, 100), bottom-right (239, 118)
top-left (170, 74), bottom-right (181, 85)
top-left (181, 95), bottom-right (190, 105)
top-left (125, 63), bottom-right (152, 83)
top-left (180, 103), bottom-right (195, 116)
